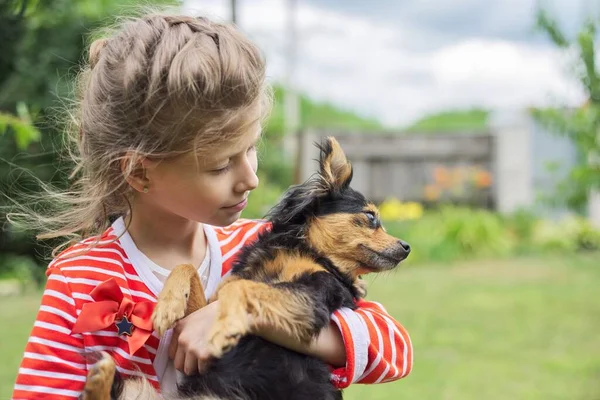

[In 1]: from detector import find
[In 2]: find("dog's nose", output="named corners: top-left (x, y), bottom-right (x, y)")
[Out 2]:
top-left (398, 240), bottom-right (411, 254)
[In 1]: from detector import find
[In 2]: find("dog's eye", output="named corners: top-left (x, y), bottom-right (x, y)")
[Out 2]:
top-left (365, 211), bottom-right (379, 228)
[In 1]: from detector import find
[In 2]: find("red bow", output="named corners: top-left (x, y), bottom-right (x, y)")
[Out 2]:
top-left (72, 278), bottom-right (155, 355)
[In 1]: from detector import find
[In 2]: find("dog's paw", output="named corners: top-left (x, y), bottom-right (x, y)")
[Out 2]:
top-left (152, 289), bottom-right (188, 336)
top-left (354, 278), bottom-right (368, 298)
top-left (207, 314), bottom-right (249, 358)
top-left (81, 352), bottom-right (115, 400)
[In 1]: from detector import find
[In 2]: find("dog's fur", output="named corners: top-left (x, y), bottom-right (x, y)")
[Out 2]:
top-left (80, 137), bottom-right (410, 400)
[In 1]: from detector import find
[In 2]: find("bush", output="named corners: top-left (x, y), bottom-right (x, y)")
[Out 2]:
top-left (0, 253), bottom-right (43, 290)
top-left (384, 205), bottom-right (600, 266)
top-left (384, 206), bottom-right (515, 265)
top-left (502, 208), bottom-right (540, 253)
top-left (531, 215), bottom-right (600, 252)
top-left (578, 222), bottom-right (600, 250)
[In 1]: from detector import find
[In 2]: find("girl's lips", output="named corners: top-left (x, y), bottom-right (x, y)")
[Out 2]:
top-left (222, 198), bottom-right (248, 212)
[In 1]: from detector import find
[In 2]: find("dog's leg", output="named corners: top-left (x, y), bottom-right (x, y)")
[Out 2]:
top-left (207, 273), bottom-right (241, 303)
top-left (80, 352), bottom-right (116, 400)
top-left (119, 378), bottom-right (164, 400)
top-left (207, 279), bottom-right (323, 358)
top-left (354, 277), bottom-right (368, 299)
top-left (152, 263), bottom-right (207, 336)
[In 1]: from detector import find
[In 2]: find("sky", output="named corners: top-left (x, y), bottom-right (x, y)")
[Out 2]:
top-left (183, 0), bottom-right (595, 127)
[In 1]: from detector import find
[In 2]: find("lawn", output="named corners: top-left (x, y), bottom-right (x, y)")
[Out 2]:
top-left (2, 254), bottom-right (599, 399)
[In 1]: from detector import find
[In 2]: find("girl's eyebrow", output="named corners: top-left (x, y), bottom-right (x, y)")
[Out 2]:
top-left (203, 129), bottom-right (262, 166)
top-left (222, 129), bottom-right (262, 158)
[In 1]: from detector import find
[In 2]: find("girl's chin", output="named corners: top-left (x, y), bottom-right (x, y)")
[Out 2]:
top-left (210, 211), bottom-right (243, 227)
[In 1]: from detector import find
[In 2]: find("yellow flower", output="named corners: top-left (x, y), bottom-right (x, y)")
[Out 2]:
top-left (402, 202), bottom-right (424, 220)
top-left (379, 198), bottom-right (424, 221)
top-left (379, 198), bottom-right (403, 221)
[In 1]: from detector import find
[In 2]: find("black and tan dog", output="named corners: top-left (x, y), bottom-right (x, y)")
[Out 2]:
top-left (81, 137), bottom-right (410, 400)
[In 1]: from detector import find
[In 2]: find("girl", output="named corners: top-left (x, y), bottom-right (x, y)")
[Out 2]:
top-left (11, 12), bottom-right (412, 399)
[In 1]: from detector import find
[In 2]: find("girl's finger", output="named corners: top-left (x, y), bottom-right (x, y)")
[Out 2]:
top-left (173, 347), bottom-right (186, 372)
top-left (197, 358), bottom-right (208, 374)
top-left (183, 351), bottom-right (199, 375)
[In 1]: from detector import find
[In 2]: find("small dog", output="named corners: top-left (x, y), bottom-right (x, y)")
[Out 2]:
top-left (81, 137), bottom-right (410, 400)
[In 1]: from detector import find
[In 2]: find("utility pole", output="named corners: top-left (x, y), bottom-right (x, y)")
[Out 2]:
top-left (231, 0), bottom-right (237, 24)
top-left (285, 0), bottom-right (302, 184)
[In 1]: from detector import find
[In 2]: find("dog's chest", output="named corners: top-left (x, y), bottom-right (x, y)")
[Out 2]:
top-left (243, 250), bottom-right (326, 283)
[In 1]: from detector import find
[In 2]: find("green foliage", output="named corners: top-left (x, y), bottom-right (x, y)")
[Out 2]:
top-left (0, 254), bottom-right (43, 287)
top-left (531, 215), bottom-right (600, 252)
top-left (534, 8), bottom-right (569, 48)
top-left (532, 8), bottom-right (600, 210)
top-left (0, 103), bottom-right (41, 149)
top-left (0, 0), bottom-right (178, 276)
top-left (501, 208), bottom-right (539, 253)
top-left (383, 206), bottom-right (600, 265)
top-left (578, 221), bottom-right (600, 250)
top-left (1, 0), bottom-right (179, 110)
top-left (384, 206), bottom-right (515, 264)
top-left (241, 172), bottom-right (283, 220)
top-left (266, 86), bottom-right (382, 136)
top-left (403, 108), bottom-right (489, 133)
top-left (0, 1), bottom-right (27, 86)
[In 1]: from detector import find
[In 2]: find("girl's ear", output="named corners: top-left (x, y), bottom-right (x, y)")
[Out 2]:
top-left (120, 152), bottom-right (157, 193)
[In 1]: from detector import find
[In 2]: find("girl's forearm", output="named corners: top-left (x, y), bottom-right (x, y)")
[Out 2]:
top-left (254, 320), bottom-right (347, 368)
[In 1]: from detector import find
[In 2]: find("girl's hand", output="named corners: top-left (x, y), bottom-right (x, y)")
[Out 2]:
top-left (168, 299), bottom-right (347, 375)
top-left (168, 300), bottom-right (219, 375)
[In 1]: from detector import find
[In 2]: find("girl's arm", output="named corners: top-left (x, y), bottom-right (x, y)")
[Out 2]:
top-left (12, 267), bottom-right (87, 399)
top-left (255, 319), bottom-right (347, 367)
top-left (254, 299), bottom-right (413, 389)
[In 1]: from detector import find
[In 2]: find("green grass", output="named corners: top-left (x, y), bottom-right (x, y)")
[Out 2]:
top-left (266, 85), bottom-right (383, 136)
top-left (403, 108), bottom-right (490, 134)
top-left (346, 254), bottom-right (600, 400)
top-left (2, 254), bottom-right (599, 399)
top-left (1, 289), bottom-right (41, 399)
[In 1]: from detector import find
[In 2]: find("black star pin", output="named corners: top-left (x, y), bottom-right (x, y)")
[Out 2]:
top-left (115, 315), bottom-right (134, 336)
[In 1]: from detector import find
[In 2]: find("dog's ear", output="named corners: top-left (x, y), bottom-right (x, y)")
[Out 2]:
top-left (265, 183), bottom-right (319, 225)
top-left (318, 137), bottom-right (353, 190)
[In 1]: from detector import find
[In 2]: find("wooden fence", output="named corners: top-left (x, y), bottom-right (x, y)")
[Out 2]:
top-left (298, 131), bottom-right (496, 207)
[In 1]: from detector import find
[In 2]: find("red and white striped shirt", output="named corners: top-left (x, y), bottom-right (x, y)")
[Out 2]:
top-left (12, 218), bottom-right (412, 399)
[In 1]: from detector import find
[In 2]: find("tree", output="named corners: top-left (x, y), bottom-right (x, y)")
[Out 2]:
top-left (0, 1), bottom-right (40, 150)
top-left (533, 7), bottom-right (600, 212)
top-left (0, 0), bottom-right (177, 281)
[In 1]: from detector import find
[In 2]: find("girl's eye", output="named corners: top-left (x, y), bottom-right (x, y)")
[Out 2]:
top-left (210, 144), bottom-right (256, 175)
top-left (212, 163), bottom-right (231, 175)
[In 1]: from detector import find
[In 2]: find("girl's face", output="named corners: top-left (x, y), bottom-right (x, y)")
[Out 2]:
top-left (142, 118), bottom-right (261, 227)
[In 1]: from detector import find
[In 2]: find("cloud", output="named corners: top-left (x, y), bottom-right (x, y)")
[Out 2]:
top-left (304, 0), bottom-right (596, 47)
top-left (184, 0), bottom-right (585, 126)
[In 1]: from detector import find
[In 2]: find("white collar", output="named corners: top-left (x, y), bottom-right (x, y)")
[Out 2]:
top-left (111, 217), bottom-right (223, 299)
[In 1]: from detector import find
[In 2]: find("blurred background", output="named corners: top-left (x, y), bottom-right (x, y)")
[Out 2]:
top-left (1, 0), bottom-right (599, 398)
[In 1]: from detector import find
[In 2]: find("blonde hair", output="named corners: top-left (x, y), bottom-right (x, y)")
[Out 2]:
top-left (9, 11), bottom-right (270, 256)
